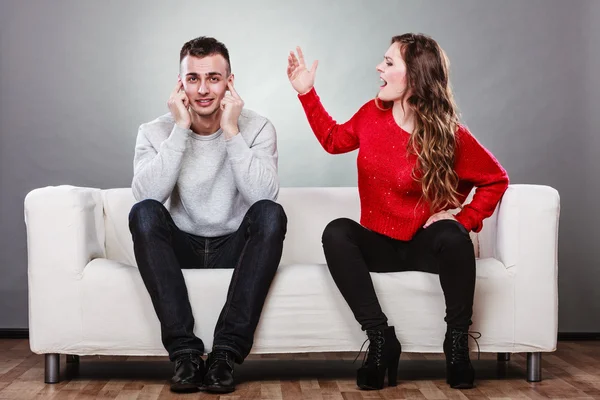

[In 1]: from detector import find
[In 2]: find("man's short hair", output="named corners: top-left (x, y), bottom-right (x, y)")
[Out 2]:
top-left (180, 36), bottom-right (231, 75)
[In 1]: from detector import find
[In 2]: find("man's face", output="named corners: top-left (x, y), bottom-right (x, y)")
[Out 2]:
top-left (179, 54), bottom-right (231, 117)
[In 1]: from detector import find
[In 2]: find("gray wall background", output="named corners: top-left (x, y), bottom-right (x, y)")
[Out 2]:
top-left (0, 0), bottom-right (598, 331)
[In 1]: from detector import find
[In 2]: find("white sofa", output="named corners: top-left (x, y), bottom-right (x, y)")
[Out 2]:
top-left (24, 184), bottom-right (560, 384)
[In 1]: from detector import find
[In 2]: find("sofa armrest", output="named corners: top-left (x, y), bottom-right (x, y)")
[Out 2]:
top-left (24, 185), bottom-right (106, 353)
top-left (495, 184), bottom-right (560, 351)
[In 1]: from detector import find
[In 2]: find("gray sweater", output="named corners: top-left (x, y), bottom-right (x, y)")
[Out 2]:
top-left (132, 109), bottom-right (279, 237)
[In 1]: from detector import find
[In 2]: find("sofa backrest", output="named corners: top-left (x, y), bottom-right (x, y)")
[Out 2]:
top-left (103, 187), bottom-right (480, 267)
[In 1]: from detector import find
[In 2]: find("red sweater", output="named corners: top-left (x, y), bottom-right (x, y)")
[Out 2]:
top-left (298, 88), bottom-right (509, 241)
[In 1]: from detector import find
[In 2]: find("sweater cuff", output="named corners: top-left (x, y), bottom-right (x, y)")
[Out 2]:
top-left (454, 209), bottom-right (481, 233)
top-left (162, 125), bottom-right (191, 152)
top-left (225, 133), bottom-right (250, 160)
top-left (298, 87), bottom-right (318, 107)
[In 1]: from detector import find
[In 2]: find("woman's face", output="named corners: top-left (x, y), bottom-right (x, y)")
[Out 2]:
top-left (376, 43), bottom-right (409, 102)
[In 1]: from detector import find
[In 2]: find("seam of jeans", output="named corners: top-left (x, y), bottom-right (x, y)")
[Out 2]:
top-left (148, 207), bottom-right (197, 352)
top-left (216, 234), bottom-right (249, 335)
top-left (157, 205), bottom-right (173, 243)
top-left (204, 238), bottom-right (209, 268)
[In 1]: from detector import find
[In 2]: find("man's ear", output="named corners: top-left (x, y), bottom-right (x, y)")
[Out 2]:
top-left (228, 73), bottom-right (235, 85)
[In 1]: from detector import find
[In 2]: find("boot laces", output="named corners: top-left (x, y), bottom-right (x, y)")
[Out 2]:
top-left (353, 330), bottom-right (385, 367)
top-left (175, 353), bottom-right (201, 370)
top-left (451, 330), bottom-right (481, 364)
top-left (210, 350), bottom-right (233, 369)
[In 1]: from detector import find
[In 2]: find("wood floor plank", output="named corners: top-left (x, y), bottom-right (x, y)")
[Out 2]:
top-left (0, 340), bottom-right (599, 399)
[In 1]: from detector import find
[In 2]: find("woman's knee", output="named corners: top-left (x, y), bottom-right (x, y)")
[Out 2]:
top-left (322, 218), bottom-right (357, 246)
top-left (428, 220), bottom-right (473, 250)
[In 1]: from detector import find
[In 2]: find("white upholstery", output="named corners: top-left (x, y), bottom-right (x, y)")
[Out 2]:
top-left (25, 185), bottom-right (560, 356)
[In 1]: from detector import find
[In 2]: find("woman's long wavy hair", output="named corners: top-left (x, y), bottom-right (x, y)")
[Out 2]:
top-left (376, 33), bottom-right (462, 212)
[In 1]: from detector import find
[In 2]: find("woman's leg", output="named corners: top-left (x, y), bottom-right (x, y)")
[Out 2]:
top-left (321, 218), bottom-right (405, 331)
top-left (321, 218), bottom-right (405, 389)
top-left (408, 220), bottom-right (476, 329)
top-left (408, 219), bottom-right (477, 389)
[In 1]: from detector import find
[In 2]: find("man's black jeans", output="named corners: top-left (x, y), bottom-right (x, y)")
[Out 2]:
top-left (128, 199), bottom-right (287, 363)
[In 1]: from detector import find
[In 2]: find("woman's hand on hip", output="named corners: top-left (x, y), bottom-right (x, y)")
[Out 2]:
top-left (423, 211), bottom-right (457, 229)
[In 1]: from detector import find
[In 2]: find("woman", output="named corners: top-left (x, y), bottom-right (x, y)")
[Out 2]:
top-left (287, 33), bottom-right (509, 390)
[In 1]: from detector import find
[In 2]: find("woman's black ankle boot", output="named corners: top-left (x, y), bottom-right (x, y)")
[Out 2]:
top-left (356, 326), bottom-right (401, 390)
top-left (443, 327), bottom-right (475, 389)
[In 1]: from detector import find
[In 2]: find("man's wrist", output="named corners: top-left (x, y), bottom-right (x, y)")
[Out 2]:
top-left (222, 125), bottom-right (240, 137)
top-left (176, 121), bottom-right (191, 130)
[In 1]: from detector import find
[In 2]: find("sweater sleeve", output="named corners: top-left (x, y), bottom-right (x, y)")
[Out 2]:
top-left (298, 87), bottom-right (362, 154)
top-left (131, 124), bottom-right (190, 203)
top-left (225, 119), bottom-right (279, 204)
top-left (453, 126), bottom-right (509, 232)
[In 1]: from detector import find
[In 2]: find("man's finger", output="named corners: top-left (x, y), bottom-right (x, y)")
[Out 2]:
top-left (175, 99), bottom-right (188, 114)
top-left (227, 81), bottom-right (241, 99)
top-left (221, 96), bottom-right (233, 107)
top-left (172, 80), bottom-right (183, 96)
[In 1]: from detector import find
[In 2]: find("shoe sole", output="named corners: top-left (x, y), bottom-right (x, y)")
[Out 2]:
top-left (202, 385), bottom-right (236, 394)
top-left (358, 382), bottom-right (397, 390)
top-left (450, 382), bottom-right (474, 389)
top-left (358, 385), bottom-right (382, 390)
top-left (170, 382), bottom-right (201, 393)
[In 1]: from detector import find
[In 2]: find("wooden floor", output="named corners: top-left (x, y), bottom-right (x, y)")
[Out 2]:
top-left (1, 340), bottom-right (600, 399)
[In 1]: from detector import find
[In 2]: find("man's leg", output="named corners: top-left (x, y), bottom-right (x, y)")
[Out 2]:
top-left (129, 199), bottom-right (206, 392)
top-left (202, 199), bottom-right (287, 392)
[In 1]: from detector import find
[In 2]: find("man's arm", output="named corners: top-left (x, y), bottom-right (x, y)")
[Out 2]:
top-left (131, 124), bottom-right (190, 202)
top-left (131, 80), bottom-right (193, 202)
top-left (219, 80), bottom-right (279, 203)
top-left (226, 119), bottom-right (279, 204)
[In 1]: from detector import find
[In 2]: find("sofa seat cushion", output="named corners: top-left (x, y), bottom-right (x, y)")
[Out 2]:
top-left (79, 257), bottom-right (513, 356)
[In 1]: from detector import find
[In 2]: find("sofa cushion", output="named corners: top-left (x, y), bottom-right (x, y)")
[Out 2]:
top-left (80, 257), bottom-right (510, 355)
top-left (103, 188), bottom-right (480, 268)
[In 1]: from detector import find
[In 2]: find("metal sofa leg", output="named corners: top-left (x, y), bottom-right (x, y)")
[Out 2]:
top-left (45, 354), bottom-right (60, 384)
top-left (497, 352), bottom-right (511, 362)
top-left (526, 352), bottom-right (542, 382)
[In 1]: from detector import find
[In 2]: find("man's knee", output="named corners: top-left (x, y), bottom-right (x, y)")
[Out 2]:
top-left (248, 199), bottom-right (287, 236)
top-left (128, 199), bottom-right (167, 235)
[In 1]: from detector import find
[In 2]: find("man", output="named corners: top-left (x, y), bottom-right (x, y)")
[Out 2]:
top-left (128, 36), bottom-right (287, 394)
